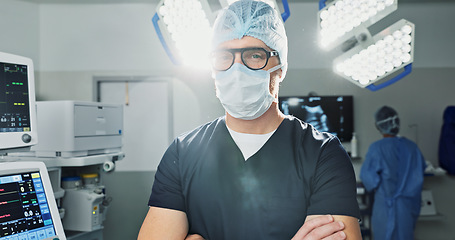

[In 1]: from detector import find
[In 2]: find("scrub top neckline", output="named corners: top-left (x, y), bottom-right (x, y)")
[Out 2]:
top-left (227, 127), bottom-right (276, 160)
top-left (220, 115), bottom-right (289, 162)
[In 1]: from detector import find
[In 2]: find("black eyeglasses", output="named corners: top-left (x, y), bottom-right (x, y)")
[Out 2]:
top-left (210, 47), bottom-right (279, 71)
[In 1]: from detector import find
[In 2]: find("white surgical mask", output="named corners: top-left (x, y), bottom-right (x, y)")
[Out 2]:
top-left (214, 63), bottom-right (281, 120)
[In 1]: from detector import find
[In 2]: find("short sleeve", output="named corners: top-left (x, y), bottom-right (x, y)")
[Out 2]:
top-left (307, 137), bottom-right (360, 219)
top-left (148, 140), bottom-right (186, 212)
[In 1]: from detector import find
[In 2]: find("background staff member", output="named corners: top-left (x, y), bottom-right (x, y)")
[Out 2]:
top-left (361, 105), bottom-right (426, 240)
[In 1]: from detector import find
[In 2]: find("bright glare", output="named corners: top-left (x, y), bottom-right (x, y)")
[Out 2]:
top-left (319, 0), bottom-right (396, 49)
top-left (335, 24), bottom-right (413, 86)
top-left (159, 0), bottom-right (212, 69)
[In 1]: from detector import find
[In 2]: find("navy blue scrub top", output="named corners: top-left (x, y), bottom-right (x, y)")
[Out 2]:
top-left (149, 116), bottom-right (360, 239)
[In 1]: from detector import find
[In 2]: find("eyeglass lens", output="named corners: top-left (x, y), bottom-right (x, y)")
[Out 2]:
top-left (211, 48), bottom-right (270, 71)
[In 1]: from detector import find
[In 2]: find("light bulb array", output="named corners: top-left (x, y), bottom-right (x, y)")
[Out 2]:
top-left (157, 0), bottom-right (212, 66)
top-left (334, 20), bottom-right (414, 87)
top-left (319, 0), bottom-right (397, 49)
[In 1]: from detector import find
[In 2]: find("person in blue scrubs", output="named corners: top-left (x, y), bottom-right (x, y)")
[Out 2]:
top-left (361, 106), bottom-right (426, 240)
top-left (138, 1), bottom-right (361, 239)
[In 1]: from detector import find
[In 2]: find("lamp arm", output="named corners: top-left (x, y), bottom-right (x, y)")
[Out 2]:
top-left (366, 63), bottom-right (413, 91)
top-left (281, 0), bottom-right (291, 22)
top-left (319, 0), bottom-right (327, 10)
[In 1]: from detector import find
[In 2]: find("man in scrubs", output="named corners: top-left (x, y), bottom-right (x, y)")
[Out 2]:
top-left (138, 1), bottom-right (361, 239)
top-left (361, 106), bottom-right (426, 240)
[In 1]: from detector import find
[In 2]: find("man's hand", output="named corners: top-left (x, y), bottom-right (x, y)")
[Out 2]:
top-left (291, 215), bottom-right (346, 240)
top-left (185, 234), bottom-right (205, 240)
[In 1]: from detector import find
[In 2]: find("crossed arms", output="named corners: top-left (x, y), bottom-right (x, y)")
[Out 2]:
top-left (137, 206), bottom-right (362, 240)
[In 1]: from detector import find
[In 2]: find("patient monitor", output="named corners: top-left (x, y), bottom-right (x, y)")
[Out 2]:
top-left (0, 161), bottom-right (66, 239)
top-left (0, 51), bottom-right (38, 153)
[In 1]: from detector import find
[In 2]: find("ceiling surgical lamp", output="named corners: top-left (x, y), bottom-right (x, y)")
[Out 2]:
top-left (318, 0), bottom-right (415, 91)
top-left (152, 0), bottom-right (215, 67)
top-left (152, 0), bottom-right (290, 68)
top-left (318, 0), bottom-right (397, 50)
top-left (334, 19), bottom-right (414, 90)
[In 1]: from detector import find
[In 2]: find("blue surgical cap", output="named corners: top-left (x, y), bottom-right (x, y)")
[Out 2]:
top-left (211, 0), bottom-right (288, 79)
top-left (375, 106), bottom-right (400, 135)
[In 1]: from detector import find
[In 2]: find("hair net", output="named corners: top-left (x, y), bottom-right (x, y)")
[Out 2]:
top-left (211, 0), bottom-right (288, 79)
top-left (375, 106), bottom-right (400, 135)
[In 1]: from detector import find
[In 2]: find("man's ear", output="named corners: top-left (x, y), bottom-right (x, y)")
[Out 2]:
top-left (276, 68), bottom-right (283, 82)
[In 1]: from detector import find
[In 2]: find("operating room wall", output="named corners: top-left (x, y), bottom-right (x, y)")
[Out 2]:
top-left (0, 0), bottom-right (40, 69)
top-left (1, 1), bottom-right (455, 239)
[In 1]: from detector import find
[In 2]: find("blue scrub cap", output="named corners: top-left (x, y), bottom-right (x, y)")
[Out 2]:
top-left (375, 106), bottom-right (400, 135)
top-left (211, 0), bottom-right (288, 79)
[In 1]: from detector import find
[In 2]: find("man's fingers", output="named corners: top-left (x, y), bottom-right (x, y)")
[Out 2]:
top-left (185, 234), bottom-right (205, 240)
top-left (306, 221), bottom-right (345, 240)
top-left (321, 230), bottom-right (346, 240)
top-left (292, 215), bottom-right (335, 239)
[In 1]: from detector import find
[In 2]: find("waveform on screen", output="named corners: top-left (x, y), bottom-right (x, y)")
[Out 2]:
top-left (0, 199), bottom-right (20, 205)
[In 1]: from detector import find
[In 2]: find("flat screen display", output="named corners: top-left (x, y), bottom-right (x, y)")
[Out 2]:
top-left (279, 96), bottom-right (354, 142)
top-left (0, 62), bottom-right (31, 133)
top-left (0, 171), bottom-right (57, 239)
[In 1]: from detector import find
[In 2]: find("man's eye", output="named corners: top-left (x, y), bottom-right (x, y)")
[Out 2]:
top-left (245, 51), bottom-right (266, 60)
top-left (251, 53), bottom-right (263, 59)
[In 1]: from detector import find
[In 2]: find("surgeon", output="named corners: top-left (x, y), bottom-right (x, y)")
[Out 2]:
top-left (138, 1), bottom-right (361, 239)
top-left (360, 106), bottom-right (426, 240)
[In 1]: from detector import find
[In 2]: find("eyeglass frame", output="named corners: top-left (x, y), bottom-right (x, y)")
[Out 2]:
top-left (210, 47), bottom-right (279, 71)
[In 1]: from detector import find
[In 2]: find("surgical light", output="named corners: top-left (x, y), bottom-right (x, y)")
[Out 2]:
top-left (152, 0), bottom-right (290, 68)
top-left (318, 0), bottom-right (397, 50)
top-left (318, 0), bottom-right (415, 91)
top-left (153, 0), bottom-right (215, 68)
top-left (334, 19), bottom-right (414, 90)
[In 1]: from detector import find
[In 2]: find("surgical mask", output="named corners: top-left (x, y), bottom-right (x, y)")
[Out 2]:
top-left (215, 63), bottom-right (281, 120)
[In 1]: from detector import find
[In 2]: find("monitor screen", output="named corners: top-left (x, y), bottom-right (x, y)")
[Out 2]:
top-left (0, 62), bottom-right (31, 132)
top-left (279, 96), bottom-right (354, 142)
top-left (0, 52), bottom-right (37, 152)
top-left (0, 162), bottom-right (66, 240)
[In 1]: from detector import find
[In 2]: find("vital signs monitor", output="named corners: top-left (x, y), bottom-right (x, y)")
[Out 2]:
top-left (0, 161), bottom-right (66, 240)
top-left (0, 51), bottom-right (38, 153)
